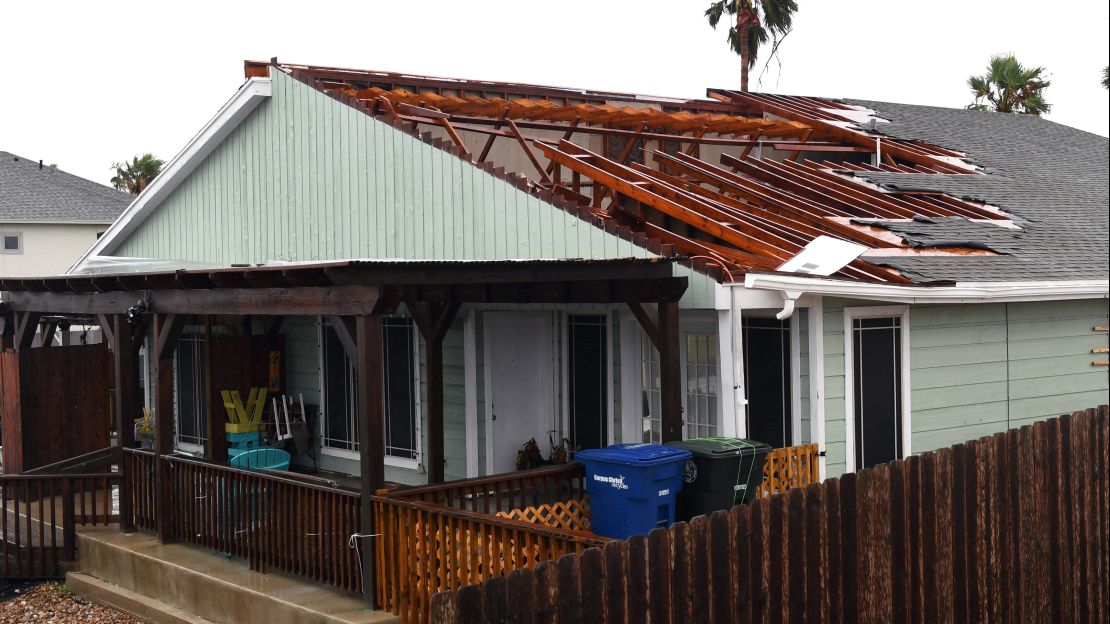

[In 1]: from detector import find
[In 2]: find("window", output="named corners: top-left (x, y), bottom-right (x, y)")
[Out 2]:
top-left (2, 232), bottom-right (22, 254)
top-left (568, 315), bottom-right (608, 450)
top-left (174, 334), bottom-right (207, 452)
top-left (742, 317), bottom-right (792, 448)
top-left (320, 318), bottom-right (420, 464)
top-left (383, 319), bottom-right (418, 461)
top-left (637, 328), bottom-right (720, 443)
top-left (844, 306), bottom-right (911, 473)
top-left (684, 334), bottom-right (718, 438)
top-left (639, 333), bottom-right (662, 443)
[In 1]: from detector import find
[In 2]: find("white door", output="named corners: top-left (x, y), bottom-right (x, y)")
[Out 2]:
top-left (485, 312), bottom-right (556, 474)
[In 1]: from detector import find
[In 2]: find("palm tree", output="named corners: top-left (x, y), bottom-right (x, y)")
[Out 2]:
top-left (966, 54), bottom-right (1051, 116)
top-left (704, 0), bottom-right (799, 92)
top-left (111, 153), bottom-right (165, 196)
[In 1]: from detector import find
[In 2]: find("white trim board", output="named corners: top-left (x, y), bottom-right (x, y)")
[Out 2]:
top-left (69, 77), bottom-right (273, 272)
top-left (807, 297), bottom-right (826, 479)
top-left (743, 274), bottom-right (1109, 304)
top-left (842, 304), bottom-right (912, 474)
top-left (463, 309), bottom-right (479, 478)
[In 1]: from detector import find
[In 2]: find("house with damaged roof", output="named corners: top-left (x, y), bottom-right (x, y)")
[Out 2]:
top-left (59, 60), bottom-right (1108, 483)
top-left (1, 59), bottom-right (1106, 621)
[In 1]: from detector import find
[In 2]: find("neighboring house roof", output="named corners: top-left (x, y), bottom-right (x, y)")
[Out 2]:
top-left (78, 61), bottom-right (1109, 290)
top-left (0, 151), bottom-right (131, 223)
top-left (843, 100), bottom-right (1110, 283)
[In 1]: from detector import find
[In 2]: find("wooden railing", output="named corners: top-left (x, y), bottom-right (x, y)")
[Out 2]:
top-left (372, 493), bottom-right (607, 624)
top-left (122, 448), bottom-right (362, 593)
top-left (123, 448), bottom-right (157, 531)
top-left (756, 442), bottom-right (820, 498)
top-left (387, 462), bottom-right (586, 514)
top-left (2, 472), bottom-right (120, 579)
top-left (22, 446), bottom-right (120, 476)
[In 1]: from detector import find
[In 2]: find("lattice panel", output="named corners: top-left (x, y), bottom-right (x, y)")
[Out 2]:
top-left (757, 444), bottom-right (820, 498)
top-left (494, 497), bottom-right (592, 532)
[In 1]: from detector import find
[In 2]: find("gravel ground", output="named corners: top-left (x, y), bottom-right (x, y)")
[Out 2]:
top-left (0, 582), bottom-right (145, 623)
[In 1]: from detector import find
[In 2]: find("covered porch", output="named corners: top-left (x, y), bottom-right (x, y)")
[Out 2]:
top-left (1, 259), bottom-right (688, 612)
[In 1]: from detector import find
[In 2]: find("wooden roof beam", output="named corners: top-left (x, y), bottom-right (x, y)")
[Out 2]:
top-left (537, 140), bottom-right (798, 261)
top-left (646, 153), bottom-right (894, 249)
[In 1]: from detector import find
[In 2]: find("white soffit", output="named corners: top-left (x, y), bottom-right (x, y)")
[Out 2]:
top-left (777, 235), bottom-right (867, 276)
top-left (69, 77), bottom-right (273, 273)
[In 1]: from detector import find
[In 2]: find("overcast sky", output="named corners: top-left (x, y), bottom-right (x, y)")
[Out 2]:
top-left (2, 0), bottom-right (1107, 185)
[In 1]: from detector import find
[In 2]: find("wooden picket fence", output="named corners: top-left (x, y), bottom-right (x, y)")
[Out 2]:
top-left (429, 406), bottom-right (1110, 624)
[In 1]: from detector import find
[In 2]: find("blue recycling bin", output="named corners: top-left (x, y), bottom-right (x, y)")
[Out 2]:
top-left (575, 443), bottom-right (692, 539)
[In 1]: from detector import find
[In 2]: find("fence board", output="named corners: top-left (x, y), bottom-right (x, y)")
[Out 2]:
top-left (422, 407), bottom-right (1110, 624)
top-left (579, 548), bottom-right (605, 624)
top-left (688, 515), bottom-right (710, 624)
top-left (672, 518), bottom-right (693, 624)
top-left (649, 527), bottom-right (674, 624)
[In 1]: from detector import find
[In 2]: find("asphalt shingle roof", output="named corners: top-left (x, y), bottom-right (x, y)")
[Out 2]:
top-left (0, 151), bottom-right (131, 223)
top-left (842, 100), bottom-right (1109, 283)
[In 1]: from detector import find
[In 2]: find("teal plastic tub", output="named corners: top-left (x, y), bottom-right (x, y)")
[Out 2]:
top-left (229, 448), bottom-right (291, 471)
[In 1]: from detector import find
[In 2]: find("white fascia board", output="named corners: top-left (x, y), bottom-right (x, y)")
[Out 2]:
top-left (0, 220), bottom-right (117, 226)
top-left (68, 77), bottom-right (273, 273)
top-left (741, 272), bottom-right (1109, 303)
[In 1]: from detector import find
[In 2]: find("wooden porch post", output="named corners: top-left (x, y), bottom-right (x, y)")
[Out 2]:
top-left (407, 302), bottom-right (460, 484)
top-left (153, 314), bottom-right (182, 543)
top-left (658, 301), bottom-right (683, 443)
top-left (355, 312), bottom-right (385, 607)
top-left (203, 316), bottom-right (227, 462)
top-left (111, 314), bottom-right (138, 531)
top-left (627, 301), bottom-right (683, 442)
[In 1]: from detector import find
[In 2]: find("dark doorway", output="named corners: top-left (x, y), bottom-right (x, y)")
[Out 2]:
top-left (852, 316), bottom-right (904, 469)
top-left (743, 317), bottom-right (792, 449)
top-left (568, 315), bottom-right (607, 450)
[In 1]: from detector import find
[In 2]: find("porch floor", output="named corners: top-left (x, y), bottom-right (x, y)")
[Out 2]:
top-left (75, 525), bottom-right (398, 624)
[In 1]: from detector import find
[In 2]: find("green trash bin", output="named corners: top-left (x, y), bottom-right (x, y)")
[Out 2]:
top-left (665, 438), bottom-right (772, 522)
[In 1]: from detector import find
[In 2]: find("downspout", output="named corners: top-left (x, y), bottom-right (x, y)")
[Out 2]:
top-left (776, 290), bottom-right (804, 321)
top-left (730, 287), bottom-right (748, 438)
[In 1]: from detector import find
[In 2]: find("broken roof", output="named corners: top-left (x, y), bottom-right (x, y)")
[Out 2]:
top-left (0, 151), bottom-right (131, 223)
top-left (95, 60), bottom-right (1109, 287)
top-left (842, 100), bottom-right (1109, 283)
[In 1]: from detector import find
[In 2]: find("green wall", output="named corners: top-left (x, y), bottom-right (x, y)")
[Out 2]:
top-left (111, 70), bottom-right (714, 308)
top-left (821, 297), bottom-right (1109, 477)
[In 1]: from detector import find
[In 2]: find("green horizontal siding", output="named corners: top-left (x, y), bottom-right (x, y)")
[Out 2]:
top-left (821, 297), bottom-right (1109, 478)
top-left (111, 70), bottom-right (714, 308)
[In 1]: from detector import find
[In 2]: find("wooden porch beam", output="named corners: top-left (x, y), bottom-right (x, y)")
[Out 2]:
top-left (355, 312), bottom-right (385, 607)
top-left (152, 313), bottom-right (182, 543)
top-left (111, 314), bottom-right (138, 532)
top-left (13, 311), bottom-right (41, 352)
top-left (406, 301), bottom-right (461, 483)
top-left (203, 316), bottom-right (226, 463)
top-left (4, 285), bottom-right (381, 316)
top-left (97, 314), bottom-right (116, 349)
top-left (626, 302), bottom-right (660, 351)
top-left (327, 316), bottom-right (358, 361)
top-left (40, 323), bottom-right (58, 347)
top-left (658, 301), bottom-right (682, 443)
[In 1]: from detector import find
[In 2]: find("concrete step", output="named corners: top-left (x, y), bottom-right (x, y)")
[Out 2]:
top-left (76, 526), bottom-right (398, 624)
top-left (66, 572), bottom-right (215, 624)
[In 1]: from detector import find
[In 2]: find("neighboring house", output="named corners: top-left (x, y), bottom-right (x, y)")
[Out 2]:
top-left (71, 61), bottom-right (1108, 485)
top-left (0, 151), bottom-right (130, 277)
